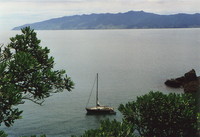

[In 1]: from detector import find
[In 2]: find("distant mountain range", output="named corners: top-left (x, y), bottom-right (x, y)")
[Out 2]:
top-left (13, 11), bottom-right (200, 30)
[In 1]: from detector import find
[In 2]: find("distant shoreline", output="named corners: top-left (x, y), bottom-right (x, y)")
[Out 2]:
top-left (13, 11), bottom-right (200, 30)
top-left (12, 27), bottom-right (200, 31)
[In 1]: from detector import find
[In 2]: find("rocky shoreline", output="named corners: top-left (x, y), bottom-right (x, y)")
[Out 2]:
top-left (165, 69), bottom-right (200, 93)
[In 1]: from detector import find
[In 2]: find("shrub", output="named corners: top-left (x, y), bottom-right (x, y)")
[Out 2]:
top-left (119, 91), bottom-right (198, 137)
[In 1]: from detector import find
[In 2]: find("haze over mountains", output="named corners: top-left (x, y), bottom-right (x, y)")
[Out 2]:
top-left (13, 11), bottom-right (200, 30)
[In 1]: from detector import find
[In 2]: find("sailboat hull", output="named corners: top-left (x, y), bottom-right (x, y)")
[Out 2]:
top-left (86, 106), bottom-right (116, 115)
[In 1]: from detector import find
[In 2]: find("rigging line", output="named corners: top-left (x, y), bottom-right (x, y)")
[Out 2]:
top-left (86, 75), bottom-right (97, 108)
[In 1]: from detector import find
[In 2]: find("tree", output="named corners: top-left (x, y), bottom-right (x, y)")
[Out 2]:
top-left (0, 27), bottom-right (74, 127)
top-left (119, 91), bottom-right (198, 137)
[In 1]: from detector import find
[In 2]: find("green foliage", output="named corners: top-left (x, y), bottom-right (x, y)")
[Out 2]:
top-left (0, 130), bottom-right (8, 137)
top-left (72, 119), bottom-right (137, 137)
top-left (0, 27), bottom-right (74, 127)
top-left (119, 91), bottom-right (198, 137)
top-left (198, 113), bottom-right (200, 131)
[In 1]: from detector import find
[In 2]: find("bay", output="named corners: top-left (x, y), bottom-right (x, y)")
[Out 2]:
top-left (1, 28), bottom-right (200, 136)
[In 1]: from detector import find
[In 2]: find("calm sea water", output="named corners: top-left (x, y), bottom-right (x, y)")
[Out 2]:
top-left (1, 29), bottom-right (200, 136)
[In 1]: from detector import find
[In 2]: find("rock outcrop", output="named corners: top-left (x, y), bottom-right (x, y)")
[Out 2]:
top-left (165, 69), bottom-right (199, 93)
top-left (184, 69), bottom-right (197, 81)
top-left (165, 76), bottom-right (184, 88)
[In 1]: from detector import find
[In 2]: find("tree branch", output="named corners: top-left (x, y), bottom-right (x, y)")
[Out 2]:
top-left (22, 95), bottom-right (44, 106)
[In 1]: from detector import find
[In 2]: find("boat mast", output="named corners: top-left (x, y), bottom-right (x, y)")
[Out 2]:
top-left (96, 73), bottom-right (99, 107)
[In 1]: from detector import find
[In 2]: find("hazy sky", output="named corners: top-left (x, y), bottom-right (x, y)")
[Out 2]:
top-left (1, 0), bottom-right (200, 30)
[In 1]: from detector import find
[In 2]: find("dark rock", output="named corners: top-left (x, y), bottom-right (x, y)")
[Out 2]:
top-left (175, 76), bottom-right (185, 85)
top-left (165, 79), bottom-right (182, 88)
top-left (165, 69), bottom-right (199, 93)
top-left (184, 69), bottom-right (197, 82)
top-left (184, 81), bottom-right (199, 93)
